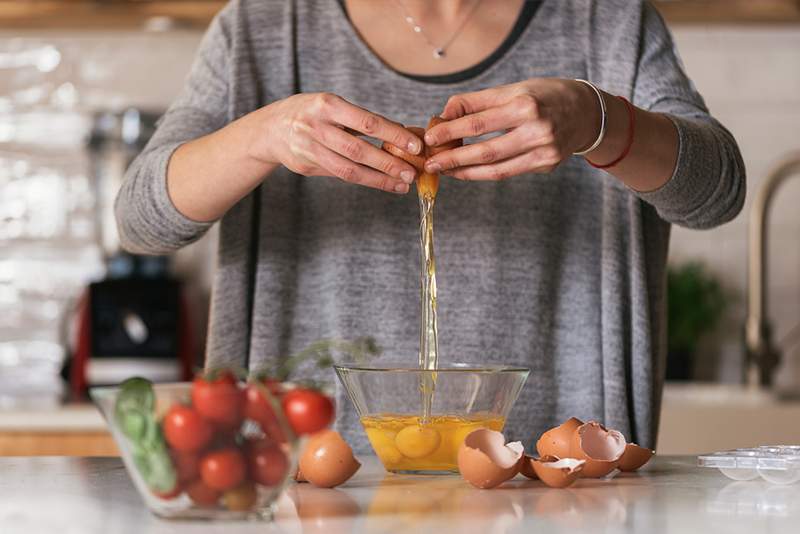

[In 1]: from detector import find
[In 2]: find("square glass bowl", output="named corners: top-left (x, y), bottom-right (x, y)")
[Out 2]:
top-left (91, 382), bottom-right (299, 520)
top-left (334, 363), bottom-right (529, 473)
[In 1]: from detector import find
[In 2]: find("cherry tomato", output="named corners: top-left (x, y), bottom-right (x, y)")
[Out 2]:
top-left (163, 405), bottom-right (212, 453)
top-left (153, 483), bottom-right (182, 500)
top-left (186, 479), bottom-right (221, 507)
top-left (244, 383), bottom-right (287, 443)
top-left (281, 388), bottom-right (334, 436)
top-left (171, 451), bottom-right (200, 483)
top-left (192, 371), bottom-right (244, 430)
top-left (246, 438), bottom-right (289, 487)
top-left (200, 448), bottom-right (246, 491)
top-left (222, 482), bottom-right (258, 512)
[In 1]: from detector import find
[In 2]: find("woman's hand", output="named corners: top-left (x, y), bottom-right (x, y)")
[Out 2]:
top-left (422, 79), bottom-right (600, 181)
top-left (253, 92), bottom-right (423, 194)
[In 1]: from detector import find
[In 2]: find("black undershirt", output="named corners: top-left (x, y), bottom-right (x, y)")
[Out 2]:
top-left (339, 1), bottom-right (542, 84)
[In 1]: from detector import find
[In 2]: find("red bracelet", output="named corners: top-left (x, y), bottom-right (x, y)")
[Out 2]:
top-left (586, 96), bottom-right (636, 169)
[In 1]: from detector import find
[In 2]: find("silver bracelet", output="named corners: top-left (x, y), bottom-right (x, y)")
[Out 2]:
top-left (572, 79), bottom-right (607, 156)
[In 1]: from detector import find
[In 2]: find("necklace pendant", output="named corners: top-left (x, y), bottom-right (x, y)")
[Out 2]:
top-left (433, 48), bottom-right (445, 59)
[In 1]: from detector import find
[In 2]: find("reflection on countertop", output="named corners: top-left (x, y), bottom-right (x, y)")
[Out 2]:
top-left (1, 456), bottom-right (799, 534)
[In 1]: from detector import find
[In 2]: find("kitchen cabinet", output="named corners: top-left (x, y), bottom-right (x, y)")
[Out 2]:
top-left (0, 405), bottom-right (118, 456)
top-left (2, 0), bottom-right (800, 30)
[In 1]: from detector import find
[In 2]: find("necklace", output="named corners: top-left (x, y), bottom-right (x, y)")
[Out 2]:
top-left (394, 0), bottom-right (484, 60)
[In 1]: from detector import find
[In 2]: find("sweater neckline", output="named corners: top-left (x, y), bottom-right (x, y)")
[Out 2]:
top-left (332, 0), bottom-right (548, 89)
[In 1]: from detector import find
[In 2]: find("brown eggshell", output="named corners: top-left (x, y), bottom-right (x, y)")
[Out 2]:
top-left (425, 116), bottom-right (463, 157)
top-left (457, 429), bottom-right (524, 489)
top-left (294, 466), bottom-right (307, 483)
top-left (536, 417), bottom-right (584, 458)
top-left (568, 421), bottom-right (626, 478)
top-left (299, 430), bottom-right (361, 488)
top-left (531, 456), bottom-right (585, 488)
top-left (381, 126), bottom-right (426, 172)
top-left (519, 454), bottom-right (538, 480)
top-left (618, 443), bottom-right (654, 472)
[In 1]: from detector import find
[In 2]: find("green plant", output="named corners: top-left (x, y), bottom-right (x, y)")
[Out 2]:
top-left (667, 262), bottom-right (728, 355)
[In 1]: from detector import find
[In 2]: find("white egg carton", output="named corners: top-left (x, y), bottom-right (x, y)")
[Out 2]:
top-left (698, 446), bottom-right (800, 484)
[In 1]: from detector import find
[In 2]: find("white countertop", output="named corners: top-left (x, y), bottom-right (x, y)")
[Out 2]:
top-left (0, 455), bottom-right (797, 534)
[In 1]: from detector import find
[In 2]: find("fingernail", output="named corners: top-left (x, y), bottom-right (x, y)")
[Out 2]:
top-left (400, 170), bottom-right (415, 184)
top-left (394, 183), bottom-right (409, 193)
top-left (426, 162), bottom-right (442, 173)
top-left (407, 140), bottom-right (421, 154)
top-left (424, 133), bottom-right (436, 146)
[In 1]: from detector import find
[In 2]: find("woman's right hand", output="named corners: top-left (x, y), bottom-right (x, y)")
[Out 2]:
top-left (251, 93), bottom-right (424, 194)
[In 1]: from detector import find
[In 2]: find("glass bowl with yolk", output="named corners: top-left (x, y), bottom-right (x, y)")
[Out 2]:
top-left (334, 363), bottom-right (529, 474)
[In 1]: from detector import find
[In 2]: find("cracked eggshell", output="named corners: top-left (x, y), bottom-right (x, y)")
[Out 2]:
top-left (618, 443), bottom-right (654, 472)
top-left (299, 430), bottom-right (361, 488)
top-left (457, 429), bottom-right (524, 489)
top-left (382, 126), bottom-right (426, 171)
top-left (568, 421), bottom-right (626, 478)
top-left (536, 417), bottom-right (583, 458)
top-left (519, 454), bottom-right (538, 480)
top-left (532, 455), bottom-right (585, 488)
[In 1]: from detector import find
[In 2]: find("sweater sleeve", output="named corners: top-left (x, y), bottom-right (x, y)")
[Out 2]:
top-left (629, 2), bottom-right (746, 229)
top-left (114, 7), bottom-right (233, 254)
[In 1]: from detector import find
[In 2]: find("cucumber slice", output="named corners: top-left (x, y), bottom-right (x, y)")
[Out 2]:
top-left (115, 378), bottom-right (177, 494)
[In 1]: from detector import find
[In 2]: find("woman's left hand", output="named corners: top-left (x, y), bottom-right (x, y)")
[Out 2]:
top-left (423, 78), bottom-right (600, 181)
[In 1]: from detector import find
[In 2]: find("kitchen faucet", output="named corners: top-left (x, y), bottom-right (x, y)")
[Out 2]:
top-left (745, 153), bottom-right (800, 387)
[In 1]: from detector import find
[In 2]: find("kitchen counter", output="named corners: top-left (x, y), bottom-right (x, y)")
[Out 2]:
top-left (1, 455), bottom-right (797, 534)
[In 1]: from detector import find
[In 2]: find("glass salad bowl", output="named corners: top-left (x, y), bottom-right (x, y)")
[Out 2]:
top-left (91, 378), bottom-right (301, 520)
top-left (334, 363), bottom-right (529, 474)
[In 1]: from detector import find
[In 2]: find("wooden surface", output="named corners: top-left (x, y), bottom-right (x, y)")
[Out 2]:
top-left (2, 0), bottom-right (800, 30)
top-left (655, 0), bottom-right (800, 25)
top-left (0, 431), bottom-right (119, 456)
top-left (0, 0), bottom-right (225, 30)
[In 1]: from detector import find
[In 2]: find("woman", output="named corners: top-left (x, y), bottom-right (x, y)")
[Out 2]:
top-left (116, 0), bottom-right (745, 451)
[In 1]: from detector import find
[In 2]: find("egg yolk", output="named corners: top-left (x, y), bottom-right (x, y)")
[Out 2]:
top-left (395, 425), bottom-right (441, 459)
top-left (365, 428), bottom-right (404, 464)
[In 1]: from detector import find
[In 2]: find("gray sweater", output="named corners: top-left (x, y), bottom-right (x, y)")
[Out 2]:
top-left (116, 0), bottom-right (745, 451)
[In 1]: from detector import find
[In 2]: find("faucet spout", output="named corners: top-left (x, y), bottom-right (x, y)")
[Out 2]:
top-left (745, 153), bottom-right (800, 387)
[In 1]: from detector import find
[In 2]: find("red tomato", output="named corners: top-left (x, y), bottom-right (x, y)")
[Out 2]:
top-left (163, 405), bottom-right (212, 452)
top-left (192, 371), bottom-right (244, 430)
top-left (153, 483), bottom-right (182, 500)
top-left (200, 448), bottom-right (246, 491)
top-left (244, 383), bottom-right (287, 443)
top-left (246, 439), bottom-right (289, 487)
top-left (281, 389), bottom-right (334, 436)
top-left (186, 479), bottom-right (221, 507)
top-left (171, 451), bottom-right (200, 483)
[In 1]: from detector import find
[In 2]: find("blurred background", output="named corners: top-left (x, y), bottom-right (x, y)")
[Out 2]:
top-left (0, 0), bottom-right (799, 456)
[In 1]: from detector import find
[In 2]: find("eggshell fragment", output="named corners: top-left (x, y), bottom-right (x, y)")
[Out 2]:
top-left (425, 116), bottom-right (463, 157)
top-left (299, 430), bottom-right (361, 488)
top-left (569, 421), bottom-right (626, 478)
top-left (618, 443), bottom-right (654, 472)
top-left (531, 455), bottom-right (585, 488)
top-left (519, 454), bottom-right (538, 480)
top-left (457, 429), bottom-right (524, 489)
top-left (382, 126), bottom-right (426, 171)
top-left (536, 417), bottom-right (584, 458)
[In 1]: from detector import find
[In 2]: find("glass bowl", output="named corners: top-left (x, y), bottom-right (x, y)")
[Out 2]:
top-left (334, 363), bottom-right (529, 474)
top-left (91, 381), bottom-right (300, 520)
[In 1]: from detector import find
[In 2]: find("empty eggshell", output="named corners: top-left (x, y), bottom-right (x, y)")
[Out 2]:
top-left (299, 430), bottom-right (361, 488)
top-left (618, 443), bottom-right (654, 472)
top-left (457, 429), bottom-right (524, 489)
top-left (519, 454), bottom-right (538, 480)
top-left (536, 417), bottom-right (584, 458)
top-left (532, 455), bottom-right (586, 488)
top-left (568, 421), bottom-right (626, 478)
